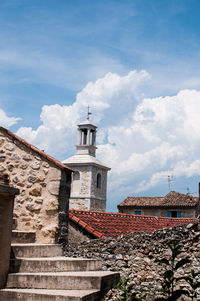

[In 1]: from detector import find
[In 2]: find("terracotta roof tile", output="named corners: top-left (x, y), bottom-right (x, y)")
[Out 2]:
top-left (118, 191), bottom-right (199, 208)
top-left (69, 209), bottom-right (198, 238)
top-left (0, 126), bottom-right (73, 172)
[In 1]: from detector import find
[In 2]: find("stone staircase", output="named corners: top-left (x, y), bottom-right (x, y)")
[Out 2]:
top-left (0, 230), bottom-right (120, 300)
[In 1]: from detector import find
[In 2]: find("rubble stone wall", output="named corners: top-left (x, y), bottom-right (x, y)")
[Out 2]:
top-left (0, 130), bottom-right (70, 243)
top-left (65, 223), bottom-right (200, 300)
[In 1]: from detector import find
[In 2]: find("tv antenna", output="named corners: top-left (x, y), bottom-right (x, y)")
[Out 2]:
top-left (181, 187), bottom-right (195, 195)
top-left (168, 175), bottom-right (174, 191)
top-left (87, 105), bottom-right (92, 120)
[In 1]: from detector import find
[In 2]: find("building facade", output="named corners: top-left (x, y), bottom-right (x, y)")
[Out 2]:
top-left (63, 117), bottom-right (110, 212)
top-left (118, 191), bottom-right (200, 218)
top-left (0, 127), bottom-right (72, 244)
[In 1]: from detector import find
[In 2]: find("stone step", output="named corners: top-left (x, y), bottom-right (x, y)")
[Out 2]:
top-left (12, 230), bottom-right (36, 243)
top-left (0, 288), bottom-right (100, 301)
top-left (10, 257), bottom-right (102, 273)
top-left (11, 244), bottom-right (63, 258)
top-left (6, 271), bottom-right (120, 291)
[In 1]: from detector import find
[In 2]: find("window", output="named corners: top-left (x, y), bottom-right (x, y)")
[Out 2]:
top-left (167, 210), bottom-right (181, 218)
top-left (134, 210), bottom-right (142, 215)
top-left (71, 171), bottom-right (80, 195)
top-left (96, 173), bottom-right (101, 189)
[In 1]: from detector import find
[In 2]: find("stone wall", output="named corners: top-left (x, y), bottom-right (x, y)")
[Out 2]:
top-left (68, 220), bottom-right (95, 245)
top-left (0, 129), bottom-right (71, 244)
top-left (65, 223), bottom-right (200, 300)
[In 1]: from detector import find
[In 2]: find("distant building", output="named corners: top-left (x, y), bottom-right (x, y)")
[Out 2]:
top-left (68, 209), bottom-right (198, 244)
top-left (63, 115), bottom-right (110, 212)
top-left (118, 191), bottom-right (200, 218)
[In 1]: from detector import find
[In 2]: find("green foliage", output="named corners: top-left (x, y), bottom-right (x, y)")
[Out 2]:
top-left (116, 277), bottom-right (143, 301)
top-left (154, 240), bottom-right (191, 300)
top-left (111, 240), bottom-right (200, 301)
top-left (178, 269), bottom-right (200, 300)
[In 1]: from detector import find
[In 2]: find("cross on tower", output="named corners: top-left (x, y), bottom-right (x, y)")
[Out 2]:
top-left (87, 106), bottom-right (92, 120)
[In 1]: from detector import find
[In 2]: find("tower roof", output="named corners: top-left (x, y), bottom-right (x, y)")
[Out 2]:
top-left (63, 154), bottom-right (110, 170)
top-left (78, 119), bottom-right (97, 128)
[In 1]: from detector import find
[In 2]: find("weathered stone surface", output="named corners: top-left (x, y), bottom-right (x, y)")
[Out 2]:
top-left (35, 198), bottom-right (43, 204)
top-left (37, 175), bottom-right (45, 182)
top-left (17, 182), bottom-right (25, 187)
top-left (0, 138), bottom-right (4, 146)
top-left (26, 202), bottom-right (42, 212)
top-left (11, 154), bottom-right (20, 161)
top-left (29, 186), bottom-right (42, 196)
top-left (43, 168), bottom-right (49, 175)
top-left (42, 162), bottom-right (49, 168)
top-left (47, 181), bottom-right (60, 195)
top-left (48, 168), bottom-right (61, 181)
top-left (0, 129), bottom-right (71, 244)
top-left (21, 163), bottom-right (28, 169)
top-left (12, 176), bottom-right (19, 183)
top-left (5, 143), bottom-right (15, 151)
top-left (46, 200), bottom-right (58, 214)
top-left (7, 164), bottom-right (14, 172)
top-left (35, 156), bottom-right (41, 161)
top-left (30, 161), bottom-right (40, 170)
top-left (0, 165), bottom-right (5, 172)
top-left (0, 155), bottom-right (6, 162)
top-left (28, 176), bottom-right (37, 183)
top-left (22, 154), bottom-right (32, 161)
top-left (66, 223), bottom-right (200, 300)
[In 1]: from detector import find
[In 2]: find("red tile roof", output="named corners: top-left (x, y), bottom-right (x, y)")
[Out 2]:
top-left (118, 191), bottom-right (199, 208)
top-left (69, 209), bottom-right (198, 238)
top-left (0, 126), bottom-right (73, 172)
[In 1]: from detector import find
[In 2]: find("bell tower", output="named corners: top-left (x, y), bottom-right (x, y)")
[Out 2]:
top-left (63, 108), bottom-right (110, 212)
top-left (76, 110), bottom-right (97, 157)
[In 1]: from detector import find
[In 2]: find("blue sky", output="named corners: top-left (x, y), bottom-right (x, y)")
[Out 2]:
top-left (1, 0), bottom-right (200, 211)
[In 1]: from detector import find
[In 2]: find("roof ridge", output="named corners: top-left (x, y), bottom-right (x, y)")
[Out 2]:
top-left (69, 209), bottom-right (198, 221)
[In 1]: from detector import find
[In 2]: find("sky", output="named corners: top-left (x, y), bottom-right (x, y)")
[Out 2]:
top-left (1, 0), bottom-right (200, 211)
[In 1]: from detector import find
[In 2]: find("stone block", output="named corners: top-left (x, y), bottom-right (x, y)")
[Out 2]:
top-left (46, 201), bottom-right (58, 214)
top-left (5, 143), bottom-right (15, 151)
top-left (22, 154), bottom-right (32, 161)
top-left (29, 186), bottom-right (42, 197)
top-left (47, 181), bottom-right (60, 196)
top-left (48, 168), bottom-right (61, 181)
top-left (30, 161), bottom-right (41, 170)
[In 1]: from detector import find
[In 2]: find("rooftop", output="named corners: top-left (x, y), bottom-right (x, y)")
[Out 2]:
top-left (69, 209), bottom-right (198, 238)
top-left (118, 191), bottom-right (199, 208)
top-left (0, 127), bottom-right (73, 172)
top-left (63, 154), bottom-right (110, 170)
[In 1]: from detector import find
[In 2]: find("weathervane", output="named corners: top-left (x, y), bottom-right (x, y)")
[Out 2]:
top-left (87, 105), bottom-right (92, 120)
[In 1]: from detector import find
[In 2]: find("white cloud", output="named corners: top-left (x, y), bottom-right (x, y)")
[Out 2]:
top-left (16, 70), bottom-right (150, 157)
top-left (98, 88), bottom-right (200, 196)
top-left (0, 109), bottom-right (21, 127)
top-left (14, 71), bottom-right (200, 207)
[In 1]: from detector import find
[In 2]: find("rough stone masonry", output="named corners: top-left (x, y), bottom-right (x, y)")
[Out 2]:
top-left (65, 223), bottom-right (200, 300)
top-left (0, 127), bottom-right (71, 244)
